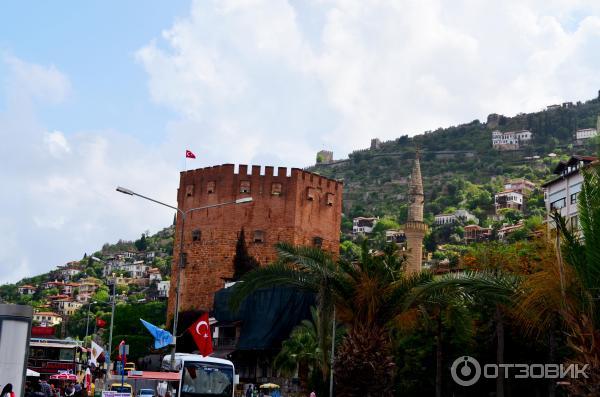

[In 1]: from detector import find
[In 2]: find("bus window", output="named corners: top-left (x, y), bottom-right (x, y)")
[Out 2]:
top-left (181, 363), bottom-right (233, 397)
top-left (59, 348), bottom-right (75, 361)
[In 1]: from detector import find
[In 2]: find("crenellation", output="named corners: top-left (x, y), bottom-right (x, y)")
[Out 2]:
top-left (168, 163), bottom-right (343, 319)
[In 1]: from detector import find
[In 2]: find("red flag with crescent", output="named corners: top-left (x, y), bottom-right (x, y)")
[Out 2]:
top-left (185, 150), bottom-right (196, 159)
top-left (188, 312), bottom-right (213, 356)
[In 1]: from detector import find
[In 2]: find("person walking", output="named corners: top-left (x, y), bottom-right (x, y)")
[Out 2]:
top-left (40, 381), bottom-right (52, 397)
top-left (74, 383), bottom-right (82, 397)
top-left (1, 384), bottom-right (15, 397)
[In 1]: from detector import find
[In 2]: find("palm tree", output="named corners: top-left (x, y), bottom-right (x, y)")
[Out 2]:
top-left (231, 242), bottom-right (432, 396)
top-left (546, 161), bottom-right (600, 395)
top-left (405, 286), bottom-right (474, 397)
top-left (274, 307), bottom-right (324, 390)
top-left (408, 270), bottom-right (521, 397)
top-left (331, 245), bottom-right (432, 397)
top-left (230, 242), bottom-right (338, 384)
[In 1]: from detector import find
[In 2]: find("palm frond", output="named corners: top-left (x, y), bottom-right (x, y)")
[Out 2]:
top-left (229, 263), bottom-right (318, 310)
top-left (406, 270), bottom-right (521, 309)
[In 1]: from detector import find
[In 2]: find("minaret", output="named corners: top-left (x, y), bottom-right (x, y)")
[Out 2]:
top-left (404, 151), bottom-right (428, 274)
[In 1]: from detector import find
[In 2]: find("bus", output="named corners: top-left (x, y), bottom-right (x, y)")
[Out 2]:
top-left (28, 338), bottom-right (81, 376)
top-left (160, 354), bottom-right (235, 397)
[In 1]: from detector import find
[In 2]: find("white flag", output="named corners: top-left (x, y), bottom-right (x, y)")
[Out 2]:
top-left (90, 340), bottom-right (103, 366)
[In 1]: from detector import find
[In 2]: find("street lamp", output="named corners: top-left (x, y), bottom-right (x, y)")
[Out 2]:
top-left (84, 300), bottom-right (96, 347)
top-left (91, 256), bottom-right (117, 374)
top-left (116, 186), bottom-right (253, 370)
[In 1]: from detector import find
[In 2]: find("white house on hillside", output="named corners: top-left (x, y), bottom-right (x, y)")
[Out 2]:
top-left (542, 155), bottom-right (598, 231)
top-left (575, 128), bottom-right (597, 141)
top-left (434, 209), bottom-right (478, 226)
top-left (492, 130), bottom-right (532, 150)
top-left (352, 217), bottom-right (379, 235)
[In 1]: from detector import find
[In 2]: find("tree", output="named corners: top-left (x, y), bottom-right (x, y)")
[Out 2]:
top-left (135, 234), bottom-right (148, 251)
top-left (275, 307), bottom-right (338, 394)
top-left (232, 228), bottom-right (259, 280)
top-left (231, 242), bottom-right (432, 396)
top-left (545, 162), bottom-right (600, 395)
top-left (231, 243), bottom-right (338, 385)
top-left (410, 270), bottom-right (521, 397)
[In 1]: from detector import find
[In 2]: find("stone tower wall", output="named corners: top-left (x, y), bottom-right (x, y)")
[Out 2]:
top-left (167, 164), bottom-right (343, 319)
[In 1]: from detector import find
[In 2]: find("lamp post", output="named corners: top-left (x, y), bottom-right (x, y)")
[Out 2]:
top-left (84, 300), bottom-right (96, 347)
top-left (116, 186), bottom-right (252, 370)
top-left (91, 256), bottom-right (117, 375)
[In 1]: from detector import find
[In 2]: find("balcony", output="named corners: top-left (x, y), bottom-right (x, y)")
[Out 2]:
top-left (213, 337), bottom-right (238, 349)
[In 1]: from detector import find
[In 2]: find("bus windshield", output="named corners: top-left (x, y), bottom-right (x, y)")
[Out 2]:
top-left (181, 362), bottom-right (233, 397)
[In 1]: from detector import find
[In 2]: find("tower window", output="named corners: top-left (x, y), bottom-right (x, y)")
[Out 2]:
top-left (271, 183), bottom-right (282, 196)
top-left (307, 187), bottom-right (316, 201)
top-left (326, 193), bottom-right (335, 206)
top-left (253, 230), bottom-right (265, 243)
top-left (185, 185), bottom-right (194, 197)
top-left (240, 181), bottom-right (251, 193)
top-left (207, 181), bottom-right (216, 194)
top-left (313, 236), bottom-right (323, 248)
top-left (192, 229), bottom-right (201, 242)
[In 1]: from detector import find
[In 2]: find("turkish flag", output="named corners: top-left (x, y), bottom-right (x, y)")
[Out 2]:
top-left (96, 318), bottom-right (106, 328)
top-left (185, 150), bottom-right (196, 159)
top-left (188, 313), bottom-right (213, 356)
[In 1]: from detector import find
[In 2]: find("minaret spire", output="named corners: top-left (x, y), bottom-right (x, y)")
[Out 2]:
top-left (404, 150), bottom-right (427, 274)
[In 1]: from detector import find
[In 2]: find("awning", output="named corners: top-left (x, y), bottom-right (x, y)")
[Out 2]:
top-left (126, 371), bottom-right (180, 381)
top-left (27, 369), bottom-right (40, 377)
top-left (49, 373), bottom-right (77, 381)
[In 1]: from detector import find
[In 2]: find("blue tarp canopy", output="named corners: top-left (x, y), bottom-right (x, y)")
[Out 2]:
top-left (213, 286), bottom-right (315, 350)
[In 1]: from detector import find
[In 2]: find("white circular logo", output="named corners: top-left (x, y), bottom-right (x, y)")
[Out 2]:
top-left (451, 356), bottom-right (481, 387)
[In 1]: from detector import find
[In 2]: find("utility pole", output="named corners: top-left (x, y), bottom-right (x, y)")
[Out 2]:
top-left (107, 276), bottom-right (116, 375)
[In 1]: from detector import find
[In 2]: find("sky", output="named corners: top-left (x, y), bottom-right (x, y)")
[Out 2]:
top-left (2, 0), bottom-right (600, 283)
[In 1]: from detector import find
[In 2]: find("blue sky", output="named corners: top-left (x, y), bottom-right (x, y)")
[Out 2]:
top-left (0, 1), bottom-right (190, 143)
top-left (2, 0), bottom-right (600, 283)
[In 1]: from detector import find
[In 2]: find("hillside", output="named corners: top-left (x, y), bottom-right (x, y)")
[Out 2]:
top-left (310, 94), bottom-right (600, 231)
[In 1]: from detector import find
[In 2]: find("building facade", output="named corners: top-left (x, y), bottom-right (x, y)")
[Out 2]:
top-left (504, 178), bottom-right (536, 195)
top-left (575, 128), bottom-right (597, 141)
top-left (492, 130), bottom-right (532, 150)
top-left (352, 217), bottom-right (378, 235)
top-left (167, 164), bottom-right (343, 318)
top-left (494, 190), bottom-right (524, 213)
top-left (404, 154), bottom-right (427, 274)
top-left (463, 225), bottom-right (492, 244)
top-left (434, 209), bottom-right (478, 225)
top-left (542, 155), bottom-right (598, 230)
top-left (18, 285), bottom-right (36, 295)
top-left (33, 312), bottom-right (62, 327)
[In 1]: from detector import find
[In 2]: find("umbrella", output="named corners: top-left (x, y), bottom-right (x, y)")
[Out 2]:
top-left (26, 369), bottom-right (40, 377)
top-left (49, 373), bottom-right (78, 381)
top-left (259, 384), bottom-right (280, 389)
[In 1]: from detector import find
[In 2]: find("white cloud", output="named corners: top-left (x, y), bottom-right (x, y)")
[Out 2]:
top-left (4, 1), bottom-right (600, 283)
top-left (44, 131), bottom-right (71, 158)
top-left (138, 0), bottom-right (600, 156)
top-left (4, 55), bottom-right (71, 105)
top-left (0, 56), bottom-right (179, 284)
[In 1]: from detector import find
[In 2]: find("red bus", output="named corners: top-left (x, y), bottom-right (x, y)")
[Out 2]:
top-left (28, 338), bottom-right (82, 377)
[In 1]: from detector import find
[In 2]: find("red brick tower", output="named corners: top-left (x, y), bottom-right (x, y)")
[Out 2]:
top-left (167, 164), bottom-right (343, 320)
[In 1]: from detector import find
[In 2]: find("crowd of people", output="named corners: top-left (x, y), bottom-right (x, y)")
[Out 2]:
top-left (19, 379), bottom-right (87, 397)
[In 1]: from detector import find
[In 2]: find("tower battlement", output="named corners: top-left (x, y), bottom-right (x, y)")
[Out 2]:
top-left (168, 164), bottom-right (343, 318)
